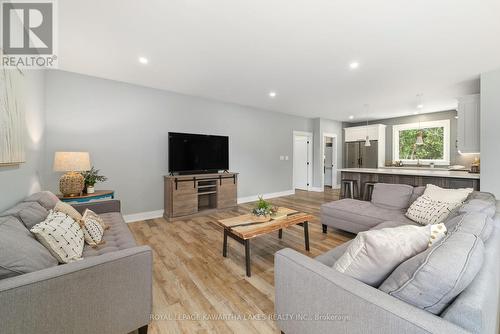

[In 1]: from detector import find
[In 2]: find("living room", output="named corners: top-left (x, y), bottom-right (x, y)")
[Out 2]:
top-left (1, 1), bottom-right (500, 334)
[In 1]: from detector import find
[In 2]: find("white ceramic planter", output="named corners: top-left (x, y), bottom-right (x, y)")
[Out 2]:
top-left (86, 186), bottom-right (95, 194)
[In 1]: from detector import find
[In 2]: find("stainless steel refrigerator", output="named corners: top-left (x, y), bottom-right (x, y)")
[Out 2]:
top-left (344, 141), bottom-right (378, 168)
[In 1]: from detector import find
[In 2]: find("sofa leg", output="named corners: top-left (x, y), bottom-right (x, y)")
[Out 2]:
top-left (138, 325), bottom-right (148, 334)
top-left (322, 224), bottom-right (327, 234)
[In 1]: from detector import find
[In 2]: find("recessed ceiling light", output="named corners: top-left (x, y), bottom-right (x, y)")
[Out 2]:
top-left (413, 111), bottom-right (419, 115)
top-left (268, 91), bottom-right (277, 98)
top-left (455, 116), bottom-right (459, 119)
top-left (349, 115), bottom-right (355, 120)
top-left (417, 104), bottom-right (423, 109)
top-left (138, 57), bottom-right (148, 64)
top-left (349, 62), bottom-right (359, 69)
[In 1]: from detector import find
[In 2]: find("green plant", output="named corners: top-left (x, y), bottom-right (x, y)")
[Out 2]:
top-left (81, 166), bottom-right (107, 187)
top-left (252, 196), bottom-right (278, 216)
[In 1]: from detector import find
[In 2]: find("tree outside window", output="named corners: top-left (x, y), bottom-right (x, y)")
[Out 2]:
top-left (393, 120), bottom-right (450, 165)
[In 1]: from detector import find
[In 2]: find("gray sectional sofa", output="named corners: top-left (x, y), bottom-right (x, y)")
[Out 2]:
top-left (275, 184), bottom-right (500, 334)
top-left (0, 191), bottom-right (152, 334)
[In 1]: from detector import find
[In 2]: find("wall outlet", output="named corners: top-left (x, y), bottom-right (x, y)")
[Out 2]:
top-left (280, 156), bottom-right (284, 160)
top-left (285, 156), bottom-right (289, 160)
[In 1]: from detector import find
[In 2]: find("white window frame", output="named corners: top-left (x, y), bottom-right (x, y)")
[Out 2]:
top-left (392, 119), bottom-right (450, 165)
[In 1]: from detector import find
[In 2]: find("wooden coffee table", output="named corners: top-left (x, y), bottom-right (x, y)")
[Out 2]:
top-left (216, 207), bottom-right (314, 277)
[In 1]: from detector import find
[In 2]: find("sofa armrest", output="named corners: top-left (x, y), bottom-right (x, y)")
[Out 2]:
top-left (0, 246), bottom-right (152, 334)
top-left (71, 199), bottom-right (121, 214)
top-left (275, 248), bottom-right (470, 334)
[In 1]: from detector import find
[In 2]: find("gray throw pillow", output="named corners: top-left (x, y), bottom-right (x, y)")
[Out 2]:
top-left (23, 191), bottom-right (60, 210)
top-left (379, 232), bottom-right (484, 315)
top-left (445, 212), bottom-right (493, 242)
top-left (371, 183), bottom-right (414, 210)
top-left (409, 186), bottom-right (425, 205)
top-left (0, 216), bottom-right (58, 280)
top-left (0, 201), bottom-right (49, 230)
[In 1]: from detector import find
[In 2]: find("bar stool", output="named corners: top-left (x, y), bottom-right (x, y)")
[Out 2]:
top-left (341, 179), bottom-right (359, 199)
top-left (363, 182), bottom-right (377, 201)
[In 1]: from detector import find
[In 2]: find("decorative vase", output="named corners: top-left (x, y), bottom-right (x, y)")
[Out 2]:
top-left (86, 186), bottom-right (95, 194)
top-left (59, 172), bottom-right (85, 197)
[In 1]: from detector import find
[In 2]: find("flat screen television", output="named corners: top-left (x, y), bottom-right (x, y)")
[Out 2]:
top-left (168, 132), bottom-right (229, 174)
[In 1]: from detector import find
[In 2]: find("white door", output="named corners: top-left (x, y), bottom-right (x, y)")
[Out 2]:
top-left (294, 135), bottom-right (311, 190)
top-left (324, 145), bottom-right (333, 186)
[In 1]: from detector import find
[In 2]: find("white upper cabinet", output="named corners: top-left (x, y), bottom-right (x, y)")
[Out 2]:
top-left (457, 94), bottom-right (480, 154)
top-left (344, 124), bottom-right (385, 142)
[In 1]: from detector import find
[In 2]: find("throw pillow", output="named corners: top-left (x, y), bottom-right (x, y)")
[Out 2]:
top-left (83, 208), bottom-right (109, 230)
top-left (54, 201), bottom-right (83, 222)
top-left (0, 216), bottom-right (58, 280)
top-left (405, 195), bottom-right (462, 225)
top-left (423, 184), bottom-right (473, 203)
top-left (23, 191), bottom-right (60, 210)
top-left (371, 183), bottom-right (414, 210)
top-left (30, 210), bottom-right (85, 264)
top-left (82, 209), bottom-right (105, 246)
top-left (0, 201), bottom-right (49, 230)
top-left (333, 223), bottom-right (447, 286)
top-left (379, 232), bottom-right (484, 315)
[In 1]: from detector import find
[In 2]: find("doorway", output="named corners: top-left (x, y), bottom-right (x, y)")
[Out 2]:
top-left (322, 134), bottom-right (338, 189)
top-left (293, 131), bottom-right (313, 191)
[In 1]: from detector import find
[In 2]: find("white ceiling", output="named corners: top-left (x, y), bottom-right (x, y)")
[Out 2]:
top-left (58, 0), bottom-right (500, 121)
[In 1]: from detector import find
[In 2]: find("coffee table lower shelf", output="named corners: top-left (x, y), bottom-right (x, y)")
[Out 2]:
top-left (221, 221), bottom-right (310, 277)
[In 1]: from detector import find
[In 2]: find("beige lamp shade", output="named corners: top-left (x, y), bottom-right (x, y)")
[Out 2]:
top-left (53, 152), bottom-right (91, 172)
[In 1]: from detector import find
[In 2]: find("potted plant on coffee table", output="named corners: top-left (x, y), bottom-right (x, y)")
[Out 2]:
top-left (81, 166), bottom-right (107, 194)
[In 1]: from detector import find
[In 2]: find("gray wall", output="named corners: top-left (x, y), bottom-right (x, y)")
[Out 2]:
top-left (312, 118), bottom-right (343, 188)
top-left (480, 68), bottom-right (500, 198)
top-left (345, 110), bottom-right (479, 167)
top-left (44, 71), bottom-right (314, 215)
top-left (0, 71), bottom-right (46, 212)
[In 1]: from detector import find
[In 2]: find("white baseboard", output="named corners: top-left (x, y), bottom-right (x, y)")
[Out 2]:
top-left (124, 189), bottom-right (297, 223)
top-left (309, 187), bottom-right (324, 192)
top-left (237, 189), bottom-right (295, 204)
top-left (332, 184), bottom-right (341, 189)
top-left (123, 210), bottom-right (164, 223)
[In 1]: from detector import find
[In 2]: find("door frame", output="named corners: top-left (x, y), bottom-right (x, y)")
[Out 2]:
top-left (321, 132), bottom-right (339, 189)
top-left (292, 131), bottom-right (313, 191)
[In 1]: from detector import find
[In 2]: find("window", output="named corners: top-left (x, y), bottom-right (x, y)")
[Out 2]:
top-left (393, 120), bottom-right (450, 165)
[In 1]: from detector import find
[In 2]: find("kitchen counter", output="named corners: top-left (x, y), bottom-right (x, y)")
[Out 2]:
top-left (340, 168), bottom-right (480, 198)
top-left (339, 168), bottom-right (480, 179)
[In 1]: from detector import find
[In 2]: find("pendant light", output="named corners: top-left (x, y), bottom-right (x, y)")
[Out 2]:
top-left (364, 104), bottom-right (371, 147)
top-left (415, 94), bottom-right (424, 145)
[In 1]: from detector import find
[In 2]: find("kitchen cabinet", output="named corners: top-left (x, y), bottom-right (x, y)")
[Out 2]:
top-left (457, 94), bottom-right (480, 154)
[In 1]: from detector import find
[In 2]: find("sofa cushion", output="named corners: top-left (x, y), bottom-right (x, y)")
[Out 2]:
top-left (445, 212), bottom-right (493, 242)
top-left (409, 186), bottom-right (425, 205)
top-left (54, 201), bottom-right (83, 222)
top-left (23, 191), bottom-right (60, 210)
top-left (424, 184), bottom-right (474, 203)
top-left (379, 232), bottom-right (484, 315)
top-left (460, 198), bottom-right (497, 218)
top-left (371, 183), bottom-right (414, 210)
top-left (0, 201), bottom-right (49, 230)
top-left (0, 216), bottom-right (58, 279)
top-left (333, 224), bottom-right (446, 286)
top-left (321, 199), bottom-right (415, 230)
top-left (83, 212), bottom-right (137, 257)
top-left (315, 241), bottom-right (352, 267)
top-left (370, 220), bottom-right (420, 230)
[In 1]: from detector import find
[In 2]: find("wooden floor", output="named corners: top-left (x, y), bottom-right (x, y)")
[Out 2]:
top-left (129, 189), bottom-right (353, 334)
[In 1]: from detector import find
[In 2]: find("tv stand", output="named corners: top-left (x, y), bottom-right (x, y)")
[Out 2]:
top-left (164, 172), bottom-right (238, 221)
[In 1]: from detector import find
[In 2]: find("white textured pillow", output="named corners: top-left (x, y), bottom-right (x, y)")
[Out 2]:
top-left (82, 209), bottom-right (105, 246)
top-left (334, 224), bottom-right (446, 286)
top-left (406, 195), bottom-right (462, 225)
top-left (423, 184), bottom-right (473, 203)
top-left (30, 210), bottom-right (84, 263)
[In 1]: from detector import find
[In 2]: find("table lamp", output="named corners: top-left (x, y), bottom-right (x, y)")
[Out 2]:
top-left (53, 152), bottom-right (91, 197)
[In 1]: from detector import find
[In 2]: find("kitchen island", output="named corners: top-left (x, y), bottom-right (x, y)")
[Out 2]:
top-left (339, 168), bottom-right (480, 199)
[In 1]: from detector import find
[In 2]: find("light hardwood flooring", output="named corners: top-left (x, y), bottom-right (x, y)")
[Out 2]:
top-left (129, 189), bottom-right (353, 334)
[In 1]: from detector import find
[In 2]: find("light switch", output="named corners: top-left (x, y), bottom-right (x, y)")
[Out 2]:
top-left (285, 156), bottom-right (289, 160)
top-left (280, 156), bottom-right (284, 160)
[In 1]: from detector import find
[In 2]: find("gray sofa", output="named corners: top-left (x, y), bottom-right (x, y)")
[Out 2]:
top-left (0, 191), bottom-right (152, 334)
top-left (275, 184), bottom-right (500, 334)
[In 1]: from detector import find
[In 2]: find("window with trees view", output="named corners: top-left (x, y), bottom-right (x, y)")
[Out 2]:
top-left (393, 120), bottom-right (450, 165)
